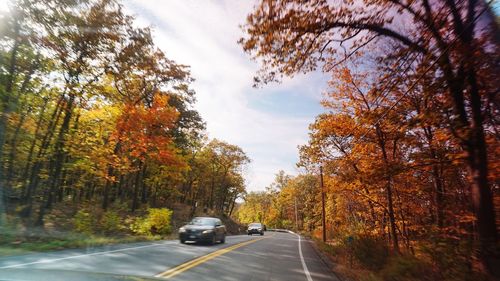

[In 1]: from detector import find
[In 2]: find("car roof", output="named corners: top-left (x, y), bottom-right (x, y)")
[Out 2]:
top-left (192, 217), bottom-right (218, 220)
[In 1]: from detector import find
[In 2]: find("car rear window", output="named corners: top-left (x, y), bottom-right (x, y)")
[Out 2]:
top-left (189, 218), bottom-right (215, 226)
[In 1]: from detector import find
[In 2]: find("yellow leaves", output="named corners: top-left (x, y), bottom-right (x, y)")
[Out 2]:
top-left (237, 191), bottom-right (269, 224)
top-left (65, 91), bottom-right (185, 180)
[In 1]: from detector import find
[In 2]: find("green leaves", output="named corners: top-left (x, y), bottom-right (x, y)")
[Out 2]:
top-left (0, 0), bottom-right (249, 230)
top-left (130, 208), bottom-right (173, 236)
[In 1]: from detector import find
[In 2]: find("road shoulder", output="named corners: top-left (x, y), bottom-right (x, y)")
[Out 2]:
top-left (305, 236), bottom-right (347, 281)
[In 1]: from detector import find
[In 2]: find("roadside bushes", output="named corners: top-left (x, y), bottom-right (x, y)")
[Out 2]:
top-left (349, 235), bottom-right (435, 280)
top-left (130, 208), bottom-right (173, 236)
top-left (351, 235), bottom-right (389, 271)
top-left (379, 255), bottom-right (433, 281)
top-left (72, 207), bottom-right (173, 237)
top-left (73, 210), bottom-right (94, 234)
top-left (312, 233), bottom-right (443, 281)
top-left (419, 238), bottom-right (478, 281)
top-left (73, 209), bottom-right (123, 235)
top-left (100, 211), bottom-right (122, 234)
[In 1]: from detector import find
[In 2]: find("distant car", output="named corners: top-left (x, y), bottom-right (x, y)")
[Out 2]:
top-left (247, 222), bottom-right (264, 235)
top-left (178, 217), bottom-right (226, 245)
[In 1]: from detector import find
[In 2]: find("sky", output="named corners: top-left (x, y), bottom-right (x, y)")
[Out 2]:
top-left (125, 0), bottom-right (328, 191)
top-left (0, 0), bottom-right (496, 190)
top-left (1, 0), bottom-right (494, 191)
top-left (125, 0), bottom-right (500, 192)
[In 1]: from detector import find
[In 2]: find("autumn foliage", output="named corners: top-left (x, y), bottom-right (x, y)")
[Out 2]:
top-left (113, 94), bottom-right (179, 164)
top-left (0, 0), bottom-right (249, 238)
top-left (240, 0), bottom-right (499, 279)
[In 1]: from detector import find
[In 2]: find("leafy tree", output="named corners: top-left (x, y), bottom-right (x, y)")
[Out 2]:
top-left (240, 0), bottom-right (498, 275)
top-left (0, 0), bottom-right (250, 239)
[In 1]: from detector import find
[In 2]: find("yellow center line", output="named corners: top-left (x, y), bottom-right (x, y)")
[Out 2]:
top-left (155, 235), bottom-right (273, 279)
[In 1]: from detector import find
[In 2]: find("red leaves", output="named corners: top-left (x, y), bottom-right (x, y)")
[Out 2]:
top-left (112, 93), bottom-right (180, 165)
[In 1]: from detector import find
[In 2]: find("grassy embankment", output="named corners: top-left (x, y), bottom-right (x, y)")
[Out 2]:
top-left (309, 233), bottom-right (485, 281)
top-left (1, 201), bottom-right (242, 257)
top-left (0, 228), bottom-right (165, 257)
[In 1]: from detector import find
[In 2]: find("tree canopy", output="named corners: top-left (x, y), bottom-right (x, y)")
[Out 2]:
top-left (0, 0), bottom-right (250, 231)
top-left (240, 0), bottom-right (498, 278)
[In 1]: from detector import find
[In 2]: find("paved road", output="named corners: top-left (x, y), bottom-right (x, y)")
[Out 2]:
top-left (0, 232), bottom-right (338, 281)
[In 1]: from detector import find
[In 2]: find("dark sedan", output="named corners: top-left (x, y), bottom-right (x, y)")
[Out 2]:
top-left (247, 222), bottom-right (264, 235)
top-left (178, 217), bottom-right (226, 245)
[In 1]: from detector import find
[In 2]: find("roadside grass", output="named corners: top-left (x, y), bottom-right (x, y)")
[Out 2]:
top-left (310, 236), bottom-right (428, 281)
top-left (0, 226), bottom-right (175, 257)
top-left (310, 235), bottom-right (487, 281)
top-left (0, 201), bottom-right (183, 257)
top-left (0, 201), bottom-right (243, 258)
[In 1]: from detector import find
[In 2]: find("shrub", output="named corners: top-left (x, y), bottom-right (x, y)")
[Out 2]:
top-left (73, 210), bottom-right (93, 234)
top-left (100, 211), bottom-right (122, 234)
top-left (379, 255), bottom-right (433, 281)
top-left (130, 208), bottom-right (173, 236)
top-left (419, 239), bottom-right (476, 281)
top-left (351, 235), bottom-right (389, 271)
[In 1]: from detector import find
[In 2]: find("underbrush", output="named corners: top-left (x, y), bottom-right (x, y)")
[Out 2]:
top-left (2, 200), bottom-right (245, 257)
top-left (129, 208), bottom-right (173, 236)
top-left (0, 224), bottom-right (163, 257)
top-left (312, 234), bottom-right (485, 281)
top-left (0, 202), bottom-right (175, 257)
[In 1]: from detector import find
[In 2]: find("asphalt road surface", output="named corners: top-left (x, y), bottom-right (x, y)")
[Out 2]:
top-left (0, 232), bottom-right (339, 281)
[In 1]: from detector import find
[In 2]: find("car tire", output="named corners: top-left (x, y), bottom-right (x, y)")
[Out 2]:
top-left (180, 239), bottom-right (185, 244)
top-left (210, 234), bottom-right (216, 245)
top-left (260, 233), bottom-right (264, 236)
top-left (220, 234), bottom-right (225, 244)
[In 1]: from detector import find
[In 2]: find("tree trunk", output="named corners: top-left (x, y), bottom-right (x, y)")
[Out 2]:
top-left (45, 94), bottom-right (75, 210)
top-left (140, 164), bottom-right (148, 204)
top-left (209, 174), bottom-right (215, 210)
top-left (21, 96), bottom-right (63, 217)
top-left (21, 97), bottom-right (50, 195)
top-left (435, 2), bottom-right (498, 275)
top-left (375, 126), bottom-right (400, 253)
top-left (102, 142), bottom-right (121, 210)
top-left (57, 169), bottom-right (68, 202)
top-left (0, 17), bottom-right (21, 224)
top-left (228, 194), bottom-right (237, 216)
top-left (131, 162), bottom-right (143, 212)
top-left (190, 188), bottom-right (199, 217)
top-left (424, 126), bottom-right (446, 228)
top-left (6, 110), bottom-right (27, 188)
top-left (5, 59), bottom-right (39, 188)
top-left (466, 69), bottom-right (497, 276)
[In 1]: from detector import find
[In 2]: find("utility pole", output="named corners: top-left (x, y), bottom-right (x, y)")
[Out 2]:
top-left (320, 166), bottom-right (326, 242)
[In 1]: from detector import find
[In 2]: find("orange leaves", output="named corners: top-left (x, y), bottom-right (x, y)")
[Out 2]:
top-left (338, 67), bottom-right (354, 84)
top-left (317, 113), bottom-right (357, 137)
top-left (112, 92), bottom-right (180, 165)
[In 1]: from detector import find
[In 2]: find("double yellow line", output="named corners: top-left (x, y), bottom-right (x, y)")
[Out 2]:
top-left (155, 237), bottom-right (267, 279)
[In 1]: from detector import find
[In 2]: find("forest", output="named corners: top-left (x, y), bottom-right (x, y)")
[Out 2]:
top-left (237, 0), bottom-right (499, 280)
top-left (0, 0), bottom-right (250, 238)
top-left (0, 0), bottom-right (498, 279)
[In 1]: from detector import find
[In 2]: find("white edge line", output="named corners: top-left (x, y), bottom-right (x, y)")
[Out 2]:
top-left (0, 241), bottom-right (175, 269)
top-left (297, 234), bottom-right (314, 281)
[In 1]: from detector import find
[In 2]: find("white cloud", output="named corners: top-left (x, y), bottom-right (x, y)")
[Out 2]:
top-left (126, 0), bottom-right (327, 190)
